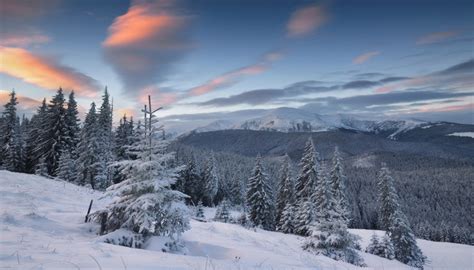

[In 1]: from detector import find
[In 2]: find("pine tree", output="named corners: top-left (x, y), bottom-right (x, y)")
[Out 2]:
top-left (377, 164), bottom-right (425, 268)
top-left (202, 155), bottom-right (219, 206)
top-left (246, 155), bottom-right (275, 230)
top-left (64, 91), bottom-right (80, 155)
top-left (294, 198), bottom-right (314, 236)
top-left (93, 97), bottom-right (189, 249)
top-left (295, 138), bottom-right (318, 201)
top-left (195, 200), bottom-right (205, 221)
top-left (35, 157), bottom-right (48, 177)
top-left (279, 203), bottom-right (295, 234)
top-left (39, 88), bottom-right (68, 175)
top-left (77, 102), bottom-right (100, 187)
top-left (330, 147), bottom-right (350, 222)
top-left (25, 99), bottom-right (48, 173)
top-left (96, 88), bottom-right (115, 189)
top-left (0, 90), bottom-right (22, 171)
top-left (56, 151), bottom-right (77, 182)
top-left (177, 156), bottom-right (201, 204)
top-left (214, 199), bottom-right (231, 223)
top-left (276, 154), bottom-right (295, 229)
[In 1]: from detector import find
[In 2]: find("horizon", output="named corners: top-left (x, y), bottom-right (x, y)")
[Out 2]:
top-left (1, 0), bottom-right (473, 126)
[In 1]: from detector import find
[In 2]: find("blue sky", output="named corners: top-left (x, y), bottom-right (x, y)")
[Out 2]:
top-left (0, 0), bottom-right (472, 124)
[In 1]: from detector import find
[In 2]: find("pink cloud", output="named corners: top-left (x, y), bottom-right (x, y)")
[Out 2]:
top-left (0, 46), bottom-right (101, 97)
top-left (353, 51), bottom-right (380, 64)
top-left (189, 51), bottom-right (282, 96)
top-left (287, 3), bottom-right (328, 37)
top-left (0, 33), bottom-right (50, 47)
top-left (416, 31), bottom-right (459, 45)
top-left (102, 0), bottom-right (192, 92)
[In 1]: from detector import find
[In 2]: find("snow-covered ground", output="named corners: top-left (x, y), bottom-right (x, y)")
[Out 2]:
top-left (447, 132), bottom-right (474, 138)
top-left (1, 171), bottom-right (472, 269)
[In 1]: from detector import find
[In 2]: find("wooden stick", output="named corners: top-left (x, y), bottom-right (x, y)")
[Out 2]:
top-left (85, 199), bottom-right (93, 223)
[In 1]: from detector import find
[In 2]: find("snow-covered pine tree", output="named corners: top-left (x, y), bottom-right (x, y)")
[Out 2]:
top-left (276, 154), bottom-right (295, 230)
top-left (377, 164), bottom-right (425, 268)
top-left (246, 155), bottom-right (275, 231)
top-left (40, 88), bottom-right (68, 175)
top-left (202, 155), bottom-right (219, 206)
top-left (366, 233), bottom-right (395, 259)
top-left (303, 157), bottom-right (364, 266)
top-left (56, 151), bottom-right (77, 182)
top-left (35, 157), bottom-right (49, 177)
top-left (0, 90), bottom-right (22, 172)
top-left (64, 91), bottom-right (80, 156)
top-left (77, 102), bottom-right (100, 187)
top-left (94, 96), bottom-right (189, 250)
top-left (295, 138), bottom-right (318, 201)
top-left (174, 155), bottom-right (199, 203)
top-left (329, 147), bottom-right (350, 222)
top-left (195, 200), bottom-right (205, 221)
top-left (377, 164), bottom-right (399, 231)
top-left (214, 199), bottom-right (231, 223)
top-left (96, 88), bottom-right (115, 189)
top-left (294, 197), bottom-right (314, 236)
top-left (279, 203), bottom-right (295, 234)
top-left (25, 99), bottom-right (48, 173)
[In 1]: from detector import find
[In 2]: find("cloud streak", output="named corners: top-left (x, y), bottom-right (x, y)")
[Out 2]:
top-left (0, 47), bottom-right (101, 97)
top-left (416, 30), bottom-right (459, 45)
top-left (353, 51), bottom-right (380, 64)
top-left (287, 3), bottom-right (328, 37)
top-left (188, 51), bottom-right (284, 96)
top-left (103, 0), bottom-right (192, 94)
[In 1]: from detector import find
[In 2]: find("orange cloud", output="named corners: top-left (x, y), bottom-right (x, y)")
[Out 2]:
top-left (416, 31), bottom-right (459, 45)
top-left (103, 2), bottom-right (186, 49)
top-left (287, 3), bottom-right (328, 37)
top-left (102, 0), bottom-right (192, 92)
top-left (0, 46), bottom-right (101, 97)
top-left (353, 51), bottom-right (380, 64)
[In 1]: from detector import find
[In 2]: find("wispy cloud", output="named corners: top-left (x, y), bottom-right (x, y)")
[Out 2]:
top-left (287, 3), bottom-right (328, 37)
top-left (188, 51), bottom-right (284, 96)
top-left (0, 33), bottom-right (50, 47)
top-left (416, 30), bottom-right (459, 45)
top-left (103, 0), bottom-right (192, 94)
top-left (0, 47), bottom-right (101, 97)
top-left (375, 59), bottom-right (474, 93)
top-left (353, 51), bottom-right (380, 64)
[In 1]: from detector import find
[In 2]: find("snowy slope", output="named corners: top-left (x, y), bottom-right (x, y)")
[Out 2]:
top-left (1, 171), bottom-right (472, 270)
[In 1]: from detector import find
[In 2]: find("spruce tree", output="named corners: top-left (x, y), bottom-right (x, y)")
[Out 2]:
top-left (329, 147), bottom-right (350, 222)
top-left (96, 88), bottom-right (114, 189)
top-left (295, 138), bottom-right (318, 201)
top-left (279, 203), bottom-right (295, 234)
top-left (214, 199), bottom-right (231, 223)
top-left (246, 155), bottom-right (275, 230)
top-left (365, 233), bottom-right (395, 260)
top-left (276, 154), bottom-right (295, 229)
top-left (202, 155), bottom-right (219, 206)
top-left (377, 164), bottom-right (425, 268)
top-left (94, 97), bottom-right (189, 249)
top-left (0, 90), bottom-right (22, 171)
top-left (40, 88), bottom-right (68, 175)
top-left (77, 102), bottom-right (100, 187)
top-left (64, 91), bottom-right (80, 154)
top-left (26, 99), bottom-right (48, 173)
top-left (56, 151), bottom-right (77, 182)
top-left (195, 200), bottom-right (205, 221)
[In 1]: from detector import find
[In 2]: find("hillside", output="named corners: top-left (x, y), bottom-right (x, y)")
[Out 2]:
top-left (1, 171), bottom-right (472, 269)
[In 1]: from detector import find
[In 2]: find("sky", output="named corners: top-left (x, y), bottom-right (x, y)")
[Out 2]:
top-left (0, 0), bottom-right (473, 126)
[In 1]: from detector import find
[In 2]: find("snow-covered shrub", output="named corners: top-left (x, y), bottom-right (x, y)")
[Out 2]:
top-left (366, 233), bottom-right (395, 260)
top-left (194, 200), bottom-right (206, 221)
top-left (100, 229), bottom-right (144, 248)
top-left (214, 199), bottom-right (230, 223)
